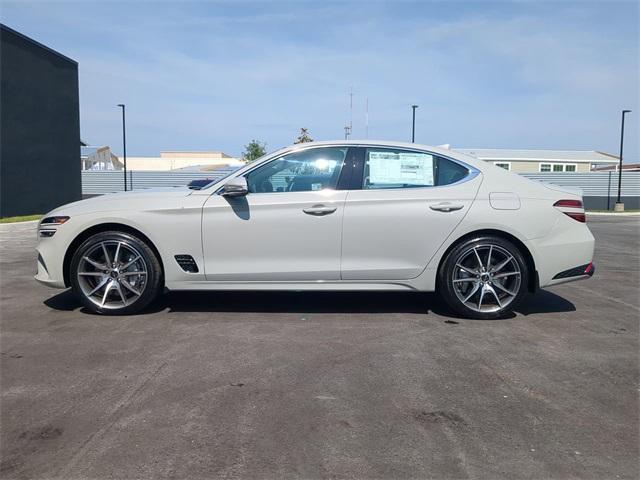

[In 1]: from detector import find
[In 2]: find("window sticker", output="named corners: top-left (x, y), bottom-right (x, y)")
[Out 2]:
top-left (368, 151), bottom-right (434, 186)
top-left (311, 183), bottom-right (323, 191)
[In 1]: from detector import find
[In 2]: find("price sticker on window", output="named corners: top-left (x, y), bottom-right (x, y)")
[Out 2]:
top-left (368, 151), bottom-right (434, 186)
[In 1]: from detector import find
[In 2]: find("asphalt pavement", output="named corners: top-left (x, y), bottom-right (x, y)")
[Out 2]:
top-left (1, 216), bottom-right (638, 479)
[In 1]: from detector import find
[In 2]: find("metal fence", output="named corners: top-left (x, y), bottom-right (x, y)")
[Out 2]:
top-left (82, 170), bottom-right (640, 208)
top-left (520, 172), bottom-right (640, 197)
top-left (82, 168), bottom-right (239, 195)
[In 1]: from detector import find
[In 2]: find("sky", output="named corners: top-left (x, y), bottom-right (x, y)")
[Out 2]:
top-left (1, 0), bottom-right (638, 160)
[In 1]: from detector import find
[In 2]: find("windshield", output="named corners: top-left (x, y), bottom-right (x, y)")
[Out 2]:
top-left (190, 166), bottom-right (242, 190)
top-left (195, 146), bottom-right (289, 190)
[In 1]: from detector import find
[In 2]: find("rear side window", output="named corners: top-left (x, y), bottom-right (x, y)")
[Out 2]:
top-left (362, 148), bottom-right (469, 189)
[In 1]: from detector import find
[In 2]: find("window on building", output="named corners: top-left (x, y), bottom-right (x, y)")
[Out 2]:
top-left (540, 163), bottom-right (578, 173)
top-left (494, 162), bottom-right (511, 171)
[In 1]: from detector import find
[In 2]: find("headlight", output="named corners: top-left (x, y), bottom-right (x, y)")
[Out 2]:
top-left (40, 216), bottom-right (70, 225)
top-left (39, 216), bottom-right (70, 238)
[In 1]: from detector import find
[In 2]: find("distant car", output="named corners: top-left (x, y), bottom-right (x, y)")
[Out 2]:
top-left (35, 140), bottom-right (594, 319)
top-left (187, 178), bottom-right (214, 189)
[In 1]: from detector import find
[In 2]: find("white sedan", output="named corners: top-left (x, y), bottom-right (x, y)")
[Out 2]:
top-left (35, 141), bottom-right (595, 319)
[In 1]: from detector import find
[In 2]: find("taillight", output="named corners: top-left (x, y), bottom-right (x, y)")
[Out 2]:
top-left (554, 199), bottom-right (583, 209)
top-left (554, 199), bottom-right (586, 223)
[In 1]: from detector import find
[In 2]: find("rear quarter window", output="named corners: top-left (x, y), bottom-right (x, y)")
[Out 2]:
top-left (362, 148), bottom-right (470, 189)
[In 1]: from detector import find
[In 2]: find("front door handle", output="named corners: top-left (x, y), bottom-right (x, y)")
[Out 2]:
top-left (430, 202), bottom-right (464, 212)
top-left (303, 204), bottom-right (337, 216)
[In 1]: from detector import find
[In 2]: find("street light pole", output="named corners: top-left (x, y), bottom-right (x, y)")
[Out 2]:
top-left (117, 104), bottom-right (127, 191)
top-left (615, 109), bottom-right (631, 211)
top-left (411, 105), bottom-right (418, 143)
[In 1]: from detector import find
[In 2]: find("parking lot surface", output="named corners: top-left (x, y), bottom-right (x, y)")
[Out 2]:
top-left (1, 216), bottom-right (638, 479)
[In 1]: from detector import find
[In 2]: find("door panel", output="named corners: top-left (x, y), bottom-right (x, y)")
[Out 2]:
top-left (202, 191), bottom-right (347, 281)
top-left (340, 148), bottom-right (482, 280)
top-left (202, 146), bottom-right (352, 282)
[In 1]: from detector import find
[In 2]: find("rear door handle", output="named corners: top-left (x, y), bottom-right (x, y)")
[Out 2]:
top-left (430, 202), bottom-right (464, 212)
top-left (303, 204), bottom-right (337, 216)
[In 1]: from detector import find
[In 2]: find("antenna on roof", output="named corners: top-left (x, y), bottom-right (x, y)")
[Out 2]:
top-left (344, 86), bottom-right (353, 139)
top-left (365, 97), bottom-right (369, 139)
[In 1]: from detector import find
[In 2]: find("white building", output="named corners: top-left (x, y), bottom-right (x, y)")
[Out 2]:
top-left (121, 151), bottom-right (243, 171)
top-left (454, 149), bottom-right (619, 173)
top-left (81, 145), bottom-right (122, 170)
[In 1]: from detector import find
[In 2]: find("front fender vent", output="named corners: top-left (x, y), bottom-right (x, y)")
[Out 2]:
top-left (175, 255), bottom-right (199, 273)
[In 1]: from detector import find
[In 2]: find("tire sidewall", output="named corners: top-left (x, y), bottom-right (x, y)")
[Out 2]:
top-left (70, 231), bottom-right (162, 315)
top-left (438, 236), bottom-right (529, 319)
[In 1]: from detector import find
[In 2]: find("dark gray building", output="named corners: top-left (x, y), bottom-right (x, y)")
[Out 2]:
top-left (1, 24), bottom-right (81, 217)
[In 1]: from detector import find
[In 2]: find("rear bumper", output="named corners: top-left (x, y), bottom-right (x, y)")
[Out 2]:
top-left (530, 217), bottom-right (595, 288)
top-left (553, 262), bottom-right (595, 280)
top-left (546, 262), bottom-right (595, 287)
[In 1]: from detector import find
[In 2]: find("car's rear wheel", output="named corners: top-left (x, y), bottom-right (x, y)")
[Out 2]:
top-left (438, 236), bottom-right (529, 319)
top-left (70, 231), bottom-right (163, 315)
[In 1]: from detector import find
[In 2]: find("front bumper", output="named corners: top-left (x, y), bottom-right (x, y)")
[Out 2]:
top-left (34, 251), bottom-right (65, 288)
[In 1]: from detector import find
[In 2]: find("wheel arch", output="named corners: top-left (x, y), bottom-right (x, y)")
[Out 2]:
top-left (436, 229), bottom-right (538, 293)
top-left (63, 223), bottom-right (165, 288)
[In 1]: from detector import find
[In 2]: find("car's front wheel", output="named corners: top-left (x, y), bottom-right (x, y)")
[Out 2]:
top-left (70, 231), bottom-right (163, 315)
top-left (438, 236), bottom-right (529, 319)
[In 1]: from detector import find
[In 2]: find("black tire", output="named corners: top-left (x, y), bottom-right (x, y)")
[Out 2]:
top-left (438, 235), bottom-right (529, 319)
top-left (69, 231), bottom-right (163, 315)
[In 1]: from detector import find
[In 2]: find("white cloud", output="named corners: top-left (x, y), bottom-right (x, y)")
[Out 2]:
top-left (2, 0), bottom-right (638, 158)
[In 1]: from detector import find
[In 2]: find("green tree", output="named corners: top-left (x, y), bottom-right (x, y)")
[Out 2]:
top-left (243, 140), bottom-right (267, 162)
top-left (294, 128), bottom-right (314, 144)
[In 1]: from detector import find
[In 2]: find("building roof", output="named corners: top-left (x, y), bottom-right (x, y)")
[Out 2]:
top-left (454, 149), bottom-right (619, 164)
top-left (0, 23), bottom-right (78, 65)
top-left (80, 146), bottom-right (100, 158)
top-left (593, 163), bottom-right (640, 171)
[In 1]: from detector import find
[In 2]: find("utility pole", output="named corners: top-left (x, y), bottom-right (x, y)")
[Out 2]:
top-left (411, 105), bottom-right (418, 143)
top-left (365, 97), bottom-right (369, 139)
top-left (349, 86), bottom-right (353, 138)
top-left (117, 104), bottom-right (128, 191)
top-left (615, 109), bottom-right (631, 211)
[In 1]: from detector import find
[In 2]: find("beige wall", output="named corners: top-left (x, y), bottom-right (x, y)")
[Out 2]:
top-left (490, 160), bottom-right (591, 173)
top-left (121, 152), bottom-right (242, 171)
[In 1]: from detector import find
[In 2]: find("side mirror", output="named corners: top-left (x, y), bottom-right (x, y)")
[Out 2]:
top-left (220, 176), bottom-right (249, 197)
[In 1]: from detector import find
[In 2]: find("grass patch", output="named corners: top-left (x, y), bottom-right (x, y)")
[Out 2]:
top-left (0, 214), bottom-right (42, 224)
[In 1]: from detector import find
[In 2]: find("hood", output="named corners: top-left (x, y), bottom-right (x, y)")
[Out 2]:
top-left (47, 187), bottom-right (193, 216)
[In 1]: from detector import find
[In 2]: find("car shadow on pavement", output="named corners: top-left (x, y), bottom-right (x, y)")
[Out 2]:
top-left (44, 288), bottom-right (575, 319)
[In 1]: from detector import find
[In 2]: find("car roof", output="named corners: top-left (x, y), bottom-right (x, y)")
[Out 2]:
top-left (276, 140), bottom-right (484, 168)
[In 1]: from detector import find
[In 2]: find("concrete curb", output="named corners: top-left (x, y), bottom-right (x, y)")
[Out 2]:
top-left (0, 220), bottom-right (39, 229)
top-left (586, 212), bottom-right (640, 216)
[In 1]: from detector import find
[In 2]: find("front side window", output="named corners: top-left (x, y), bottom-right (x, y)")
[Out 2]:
top-left (363, 148), bottom-right (469, 190)
top-left (246, 147), bottom-right (347, 193)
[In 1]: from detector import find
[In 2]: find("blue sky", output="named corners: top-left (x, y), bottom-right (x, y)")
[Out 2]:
top-left (2, 0), bottom-right (638, 159)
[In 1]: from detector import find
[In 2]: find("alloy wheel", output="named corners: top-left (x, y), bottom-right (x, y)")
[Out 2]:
top-left (451, 244), bottom-right (521, 313)
top-left (76, 240), bottom-right (148, 310)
